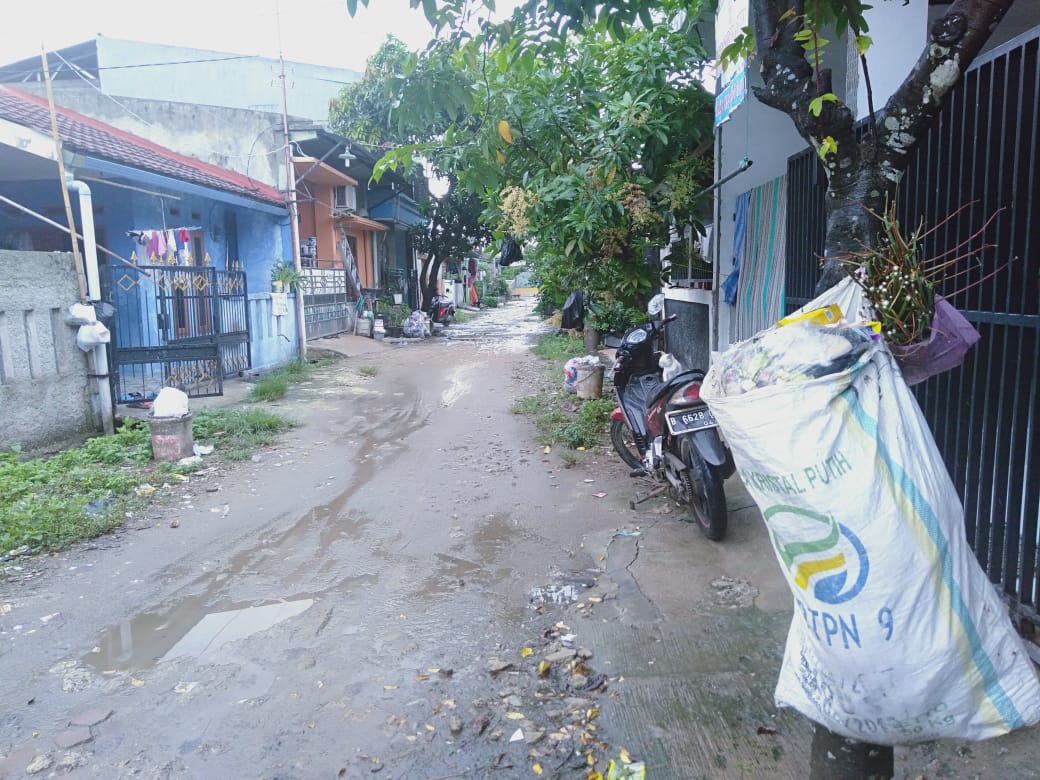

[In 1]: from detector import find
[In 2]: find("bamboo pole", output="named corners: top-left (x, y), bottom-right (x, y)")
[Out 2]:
top-left (0, 193), bottom-right (144, 274)
top-left (40, 48), bottom-right (88, 304)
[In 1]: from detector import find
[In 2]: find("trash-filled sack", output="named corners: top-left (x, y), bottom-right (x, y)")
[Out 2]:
top-left (702, 278), bottom-right (1040, 744)
top-left (402, 310), bottom-right (425, 338)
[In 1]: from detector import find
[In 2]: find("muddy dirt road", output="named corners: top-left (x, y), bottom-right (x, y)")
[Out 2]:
top-left (2, 300), bottom-right (1038, 779)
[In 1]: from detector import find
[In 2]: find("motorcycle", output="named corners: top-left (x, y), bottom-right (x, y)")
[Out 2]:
top-left (431, 295), bottom-right (456, 325)
top-left (608, 294), bottom-right (734, 540)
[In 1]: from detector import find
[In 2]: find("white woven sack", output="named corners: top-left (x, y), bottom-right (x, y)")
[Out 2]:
top-left (703, 281), bottom-right (1040, 744)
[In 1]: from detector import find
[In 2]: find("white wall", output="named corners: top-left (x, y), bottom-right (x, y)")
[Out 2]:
top-left (97, 37), bottom-right (359, 121)
top-left (853, 1), bottom-right (928, 119)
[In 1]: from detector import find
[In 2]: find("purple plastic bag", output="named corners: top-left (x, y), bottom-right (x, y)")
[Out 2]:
top-left (889, 295), bottom-right (980, 385)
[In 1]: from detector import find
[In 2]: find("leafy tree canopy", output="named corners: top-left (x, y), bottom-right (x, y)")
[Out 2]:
top-left (340, 3), bottom-right (717, 315)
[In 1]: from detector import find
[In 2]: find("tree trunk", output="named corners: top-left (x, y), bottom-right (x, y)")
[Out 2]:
top-left (419, 254), bottom-right (443, 314)
top-left (750, 0), bottom-right (1018, 294)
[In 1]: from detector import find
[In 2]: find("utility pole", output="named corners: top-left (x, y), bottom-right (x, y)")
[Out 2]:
top-left (276, 2), bottom-right (307, 361)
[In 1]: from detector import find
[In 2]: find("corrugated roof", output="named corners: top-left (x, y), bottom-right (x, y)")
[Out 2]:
top-left (0, 85), bottom-right (285, 207)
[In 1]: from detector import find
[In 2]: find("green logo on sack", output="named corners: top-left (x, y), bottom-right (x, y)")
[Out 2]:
top-left (763, 505), bottom-right (869, 605)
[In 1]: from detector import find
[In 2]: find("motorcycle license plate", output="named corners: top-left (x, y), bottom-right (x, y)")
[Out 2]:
top-left (666, 407), bottom-right (718, 435)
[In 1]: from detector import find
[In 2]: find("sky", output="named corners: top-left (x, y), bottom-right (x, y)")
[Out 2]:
top-left (0, 0), bottom-right (447, 72)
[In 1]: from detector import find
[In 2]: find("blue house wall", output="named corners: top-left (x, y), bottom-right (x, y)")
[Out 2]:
top-left (0, 174), bottom-right (298, 375)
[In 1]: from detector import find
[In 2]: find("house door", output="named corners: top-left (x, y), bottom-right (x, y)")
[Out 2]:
top-left (170, 230), bottom-right (212, 339)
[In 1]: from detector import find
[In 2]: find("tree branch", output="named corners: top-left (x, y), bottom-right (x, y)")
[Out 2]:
top-left (871, 0), bottom-right (1015, 184)
top-left (749, 0), bottom-right (858, 184)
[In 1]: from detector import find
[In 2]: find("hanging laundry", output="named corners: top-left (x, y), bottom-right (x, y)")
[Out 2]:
top-left (178, 228), bottom-right (190, 244)
top-left (145, 229), bottom-right (163, 259)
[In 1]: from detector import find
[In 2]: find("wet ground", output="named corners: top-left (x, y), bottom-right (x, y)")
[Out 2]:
top-left (2, 299), bottom-right (1039, 779)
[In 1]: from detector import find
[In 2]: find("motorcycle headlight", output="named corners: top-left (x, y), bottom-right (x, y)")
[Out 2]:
top-left (623, 329), bottom-right (648, 346)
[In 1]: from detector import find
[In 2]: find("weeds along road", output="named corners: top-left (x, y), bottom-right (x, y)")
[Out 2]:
top-left (2, 299), bottom-right (1037, 779)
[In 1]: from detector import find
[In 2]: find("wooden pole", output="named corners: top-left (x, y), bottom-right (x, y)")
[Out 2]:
top-left (39, 48), bottom-right (87, 304)
top-left (275, 0), bottom-right (307, 361)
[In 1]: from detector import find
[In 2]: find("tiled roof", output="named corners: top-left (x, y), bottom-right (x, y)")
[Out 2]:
top-left (0, 85), bottom-right (285, 207)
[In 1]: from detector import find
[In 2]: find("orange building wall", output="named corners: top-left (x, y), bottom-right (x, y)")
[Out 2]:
top-left (295, 178), bottom-right (380, 287)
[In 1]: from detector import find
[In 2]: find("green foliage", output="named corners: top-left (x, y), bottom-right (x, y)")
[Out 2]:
top-left (336, 10), bottom-right (714, 319)
top-left (358, 365), bottom-right (379, 377)
top-left (512, 338), bottom-right (615, 451)
top-left (586, 299), bottom-right (644, 334)
top-left (191, 409), bottom-right (293, 461)
top-left (330, 39), bottom-right (492, 312)
top-left (532, 333), bottom-right (585, 362)
top-left (385, 305), bottom-right (412, 327)
top-left (1, 421), bottom-right (151, 518)
top-left (512, 395), bottom-right (551, 415)
top-left (270, 262), bottom-right (304, 291)
top-left (0, 409), bottom-right (292, 554)
top-left (482, 295), bottom-right (499, 308)
top-left (249, 360), bottom-right (309, 402)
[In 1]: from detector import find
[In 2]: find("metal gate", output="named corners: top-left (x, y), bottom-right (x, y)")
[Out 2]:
top-left (301, 266), bottom-right (351, 339)
top-left (103, 263), bottom-right (250, 403)
top-left (783, 29), bottom-right (1040, 628)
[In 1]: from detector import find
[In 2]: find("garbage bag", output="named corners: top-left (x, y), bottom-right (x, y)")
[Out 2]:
top-left (500, 235), bottom-right (523, 266)
top-left (563, 357), bottom-right (581, 394)
top-left (75, 321), bottom-right (110, 351)
top-left (561, 290), bottom-right (584, 330)
top-left (66, 303), bottom-right (96, 326)
top-left (152, 387), bottom-right (190, 418)
top-left (402, 311), bottom-right (425, 338)
top-left (702, 278), bottom-right (1040, 744)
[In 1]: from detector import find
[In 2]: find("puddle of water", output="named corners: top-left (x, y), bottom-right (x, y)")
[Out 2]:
top-left (83, 597), bottom-right (314, 672)
top-left (163, 599), bottom-right (313, 661)
top-left (441, 364), bottom-right (475, 406)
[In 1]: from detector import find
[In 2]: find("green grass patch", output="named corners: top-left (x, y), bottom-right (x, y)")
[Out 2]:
top-left (358, 365), bottom-right (379, 377)
top-left (452, 310), bottom-right (476, 324)
top-left (1, 409), bottom-right (293, 558)
top-left (515, 335), bottom-right (615, 457)
top-left (532, 333), bottom-right (585, 362)
top-left (249, 359), bottom-right (312, 402)
top-left (512, 395), bottom-right (552, 415)
top-left (513, 390), bottom-right (615, 451)
top-left (192, 408), bottom-right (294, 461)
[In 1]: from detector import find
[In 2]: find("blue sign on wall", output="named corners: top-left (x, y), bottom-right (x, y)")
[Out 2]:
top-left (715, 64), bottom-right (747, 127)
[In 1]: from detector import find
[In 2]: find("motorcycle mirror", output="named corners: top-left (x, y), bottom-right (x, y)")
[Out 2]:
top-left (647, 294), bottom-right (666, 317)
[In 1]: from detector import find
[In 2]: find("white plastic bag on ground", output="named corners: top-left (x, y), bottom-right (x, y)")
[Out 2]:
top-left (702, 280), bottom-right (1040, 744)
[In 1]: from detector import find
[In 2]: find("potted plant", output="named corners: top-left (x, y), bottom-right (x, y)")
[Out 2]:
top-left (385, 304), bottom-right (410, 337)
top-left (836, 199), bottom-right (1006, 385)
top-left (271, 261), bottom-right (305, 293)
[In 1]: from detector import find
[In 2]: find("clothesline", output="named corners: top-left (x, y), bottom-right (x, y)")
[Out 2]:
top-left (126, 227), bottom-right (207, 265)
top-left (126, 227), bottom-right (202, 238)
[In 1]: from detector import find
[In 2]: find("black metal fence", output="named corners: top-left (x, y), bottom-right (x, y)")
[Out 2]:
top-left (784, 29), bottom-right (1040, 628)
top-left (103, 264), bottom-right (249, 402)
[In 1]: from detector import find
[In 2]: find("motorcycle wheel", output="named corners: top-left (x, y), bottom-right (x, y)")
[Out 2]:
top-left (442, 313), bottom-right (453, 325)
top-left (680, 442), bottom-right (727, 540)
top-left (609, 418), bottom-right (643, 470)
